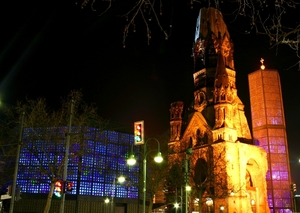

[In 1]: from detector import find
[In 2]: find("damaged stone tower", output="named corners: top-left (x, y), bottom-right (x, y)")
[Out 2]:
top-left (167, 8), bottom-right (269, 213)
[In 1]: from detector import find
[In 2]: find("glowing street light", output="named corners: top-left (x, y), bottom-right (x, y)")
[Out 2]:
top-left (174, 202), bottom-right (180, 213)
top-left (206, 198), bottom-right (213, 213)
top-left (127, 133), bottom-right (163, 213)
top-left (118, 175), bottom-right (126, 183)
top-left (174, 195), bottom-right (182, 213)
top-left (127, 154), bottom-right (137, 166)
top-left (110, 175), bottom-right (127, 212)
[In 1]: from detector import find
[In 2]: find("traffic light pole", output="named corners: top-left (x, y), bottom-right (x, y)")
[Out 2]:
top-left (9, 111), bottom-right (25, 213)
top-left (59, 100), bottom-right (74, 213)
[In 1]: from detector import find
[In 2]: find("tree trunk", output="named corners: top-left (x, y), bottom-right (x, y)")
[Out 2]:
top-left (44, 182), bottom-right (55, 213)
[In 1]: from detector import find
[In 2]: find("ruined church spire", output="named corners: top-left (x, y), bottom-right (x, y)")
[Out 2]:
top-left (192, 7), bottom-right (251, 140)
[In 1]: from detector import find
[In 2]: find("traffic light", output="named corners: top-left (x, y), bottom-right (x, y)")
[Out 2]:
top-left (54, 180), bottom-right (64, 198)
top-left (134, 120), bottom-right (144, 145)
top-left (291, 183), bottom-right (297, 192)
top-left (66, 181), bottom-right (74, 192)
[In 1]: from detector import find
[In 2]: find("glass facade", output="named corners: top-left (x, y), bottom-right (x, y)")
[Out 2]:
top-left (248, 69), bottom-right (292, 213)
top-left (17, 127), bottom-right (139, 199)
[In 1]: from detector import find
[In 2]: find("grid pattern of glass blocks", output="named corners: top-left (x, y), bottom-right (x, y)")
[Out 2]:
top-left (17, 127), bottom-right (139, 199)
top-left (248, 69), bottom-right (292, 212)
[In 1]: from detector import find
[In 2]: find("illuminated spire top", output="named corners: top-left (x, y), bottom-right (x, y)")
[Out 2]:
top-left (193, 8), bottom-right (235, 71)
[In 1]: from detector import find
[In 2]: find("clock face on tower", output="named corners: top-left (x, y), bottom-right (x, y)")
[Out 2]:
top-left (194, 90), bottom-right (207, 111)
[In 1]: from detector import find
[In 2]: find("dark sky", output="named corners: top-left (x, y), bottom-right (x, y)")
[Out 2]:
top-left (1, 1), bottom-right (300, 186)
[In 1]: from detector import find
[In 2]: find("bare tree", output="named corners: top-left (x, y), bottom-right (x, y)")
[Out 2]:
top-left (76, 0), bottom-right (300, 67)
top-left (3, 90), bottom-right (106, 213)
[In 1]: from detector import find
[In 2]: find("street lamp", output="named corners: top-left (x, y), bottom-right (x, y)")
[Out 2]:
top-left (127, 144), bottom-right (137, 166)
top-left (174, 195), bottom-right (182, 213)
top-left (174, 202), bottom-right (180, 213)
top-left (104, 197), bottom-right (110, 203)
top-left (111, 175), bottom-right (126, 212)
top-left (127, 137), bottom-right (163, 213)
top-left (206, 197), bottom-right (213, 213)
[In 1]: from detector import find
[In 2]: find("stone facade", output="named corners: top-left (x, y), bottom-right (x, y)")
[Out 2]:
top-left (167, 7), bottom-right (270, 213)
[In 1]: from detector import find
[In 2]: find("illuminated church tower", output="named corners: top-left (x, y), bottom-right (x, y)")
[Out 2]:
top-left (248, 66), bottom-right (292, 212)
top-left (167, 8), bottom-right (269, 213)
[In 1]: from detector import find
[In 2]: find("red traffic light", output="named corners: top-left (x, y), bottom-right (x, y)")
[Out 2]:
top-left (134, 121), bottom-right (144, 145)
top-left (54, 180), bottom-right (64, 197)
top-left (66, 181), bottom-right (74, 192)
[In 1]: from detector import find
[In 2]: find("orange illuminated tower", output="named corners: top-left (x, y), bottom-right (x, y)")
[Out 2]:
top-left (166, 8), bottom-right (269, 213)
top-left (248, 67), bottom-right (293, 212)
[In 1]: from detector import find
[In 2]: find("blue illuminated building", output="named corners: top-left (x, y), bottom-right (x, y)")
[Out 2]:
top-left (17, 126), bottom-right (139, 200)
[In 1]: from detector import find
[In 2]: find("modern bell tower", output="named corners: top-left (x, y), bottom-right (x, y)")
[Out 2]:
top-left (248, 66), bottom-right (293, 212)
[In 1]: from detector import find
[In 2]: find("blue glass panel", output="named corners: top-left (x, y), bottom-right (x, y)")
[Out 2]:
top-left (84, 127), bottom-right (96, 139)
top-left (94, 155), bottom-right (106, 168)
top-left (82, 155), bottom-right (94, 167)
top-left (104, 183), bottom-right (115, 197)
top-left (70, 142), bottom-right (81, 153)
top-left (40, 182), bottom-right (50, 194)
top-left (107, 144), bottom-right (119, 156)
top-left (92, 182), bottom-right (104, 196)
top-left (128, 186), bottom-right (138, 199)
top-left (116, 185), bottom-right (127, 198)
top-left (16, 180), bottom-right (27, 194)
top-left (19, 127), bottom-right (138, 199)
top-left (26, 180), bottom-right (40, 193)
top-left (67, 166), bottom-right (79, 180)
top-left (118, 133), bottom-right (130, 144)
top-left (81, 168), bottom-right (93, 181)
top-left (94, 142), bottom-right (107, 155)
top-left (79, 181), bottom-right (92, 195)
top-left (107, 132), bottom-right (119, 143)
top-left (106, 157), bottom-right (118, 170)
top-left (93, 170), bottom-right (105, 182)
top-left (118, 158), bottom-right (128, 171)
top-left (96, 131), bottom-right (107, 141)
top-left (105, 173), bottom-right (115, 183)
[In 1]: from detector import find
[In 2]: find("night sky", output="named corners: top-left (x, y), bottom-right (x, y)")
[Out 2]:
top-left (1, 1), bottom-right (300, 187)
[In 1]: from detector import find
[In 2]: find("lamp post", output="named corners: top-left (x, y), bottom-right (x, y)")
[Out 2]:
top-left (174, 202), bottom-right (180, 213)
top-left (111, 175), bottom-right (126, 212)
top-left (174, 195), bottom-right (182, 213)
top-left (127, 138), bottom-right (163, 213)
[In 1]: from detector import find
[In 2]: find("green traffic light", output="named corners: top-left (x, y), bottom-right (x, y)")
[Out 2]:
top-left (135, 136), bottom-right (141, 141)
